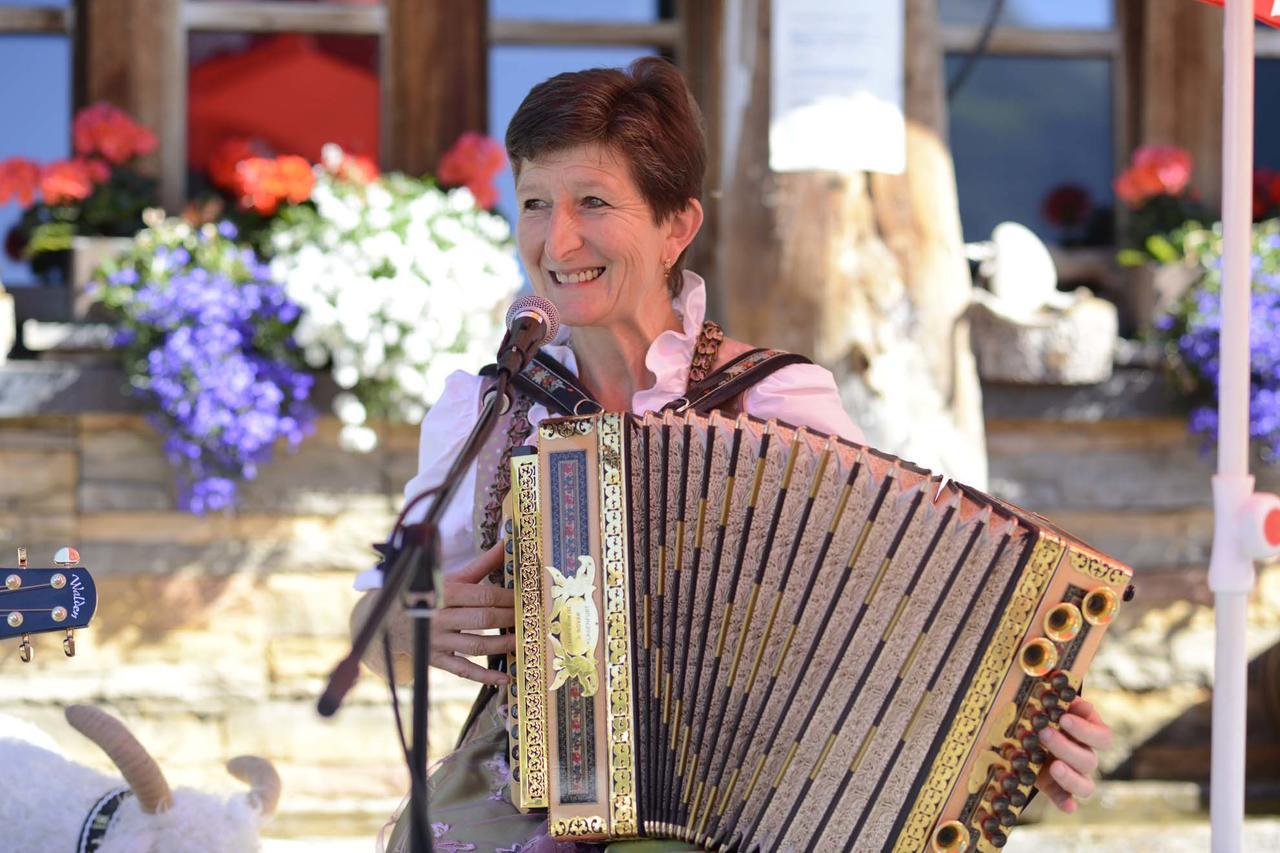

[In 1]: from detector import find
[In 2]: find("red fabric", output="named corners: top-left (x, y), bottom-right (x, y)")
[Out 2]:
top-left (1195, 0), bottom-right (1280, 27)
top-left (187, 34), bottom-right (378, 171)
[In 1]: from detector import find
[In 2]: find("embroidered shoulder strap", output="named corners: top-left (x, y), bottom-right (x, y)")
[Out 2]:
top-left (481, 351), bottom-right (602, 417)
top-left (688, 320), bottom-right (725, 384)
top-left (79, 787), bottom-right (132, 853)
top-left (664, 347), bottom-right (812, 415)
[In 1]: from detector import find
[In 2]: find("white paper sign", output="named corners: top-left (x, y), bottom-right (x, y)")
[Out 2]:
top-left (770, 0), bottom-right (905, 175)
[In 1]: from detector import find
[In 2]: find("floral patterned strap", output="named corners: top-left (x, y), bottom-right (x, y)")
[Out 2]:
top-left (687, 320), bottom-right (725, 385)
top-left (477, 389), bottom-right (535, 553)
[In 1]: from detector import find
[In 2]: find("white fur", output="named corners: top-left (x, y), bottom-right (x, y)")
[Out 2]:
top-left (0, 714), bottom-right (270, 853)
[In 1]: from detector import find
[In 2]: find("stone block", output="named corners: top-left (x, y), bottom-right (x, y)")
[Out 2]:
top-left (0, 445), bottom-right (76, 513)
top-left (261, 573), bottom-right (362, 638)
top-left (78, 414), bottom-right (173, 511)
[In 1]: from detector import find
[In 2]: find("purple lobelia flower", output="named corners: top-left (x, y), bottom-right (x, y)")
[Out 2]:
top-left (97, 217), bottom-right (316, 512)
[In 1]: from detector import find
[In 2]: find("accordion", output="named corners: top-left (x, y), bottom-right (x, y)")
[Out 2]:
top-left (499, 410), bottom-right (1132, 852)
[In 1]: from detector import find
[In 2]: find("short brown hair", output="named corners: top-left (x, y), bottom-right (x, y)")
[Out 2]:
top-left (505, 57), bottom-right (706, 294)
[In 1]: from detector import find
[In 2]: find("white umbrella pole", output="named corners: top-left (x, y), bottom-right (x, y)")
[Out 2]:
top-left (1209, 2), bottom-right (1256, 852)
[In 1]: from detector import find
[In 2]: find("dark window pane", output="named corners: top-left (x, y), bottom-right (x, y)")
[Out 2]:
top-left (0, 33), bottom-right (70, 286)
top-left (939, 0), bottom-right (1113, 29)
top-left (946, 54), bottom-right (1114, 245)
top-left (488, 45), bottom-right (658, 224)
top-left (1258, 58), bottom-right (1280, 171)
top-left (491, 0), bottom-right (658, 22)
top-left (186, 31), bottom-right (380, 192)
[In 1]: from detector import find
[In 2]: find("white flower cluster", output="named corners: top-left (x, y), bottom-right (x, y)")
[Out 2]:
top-left (269, 147), bottom-right (522, 451)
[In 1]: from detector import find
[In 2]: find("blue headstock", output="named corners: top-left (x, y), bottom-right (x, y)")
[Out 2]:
top-left (1, 546), bottom-right (98, 661)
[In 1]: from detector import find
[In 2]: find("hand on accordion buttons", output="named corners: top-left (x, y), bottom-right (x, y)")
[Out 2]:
top-left (1035, 698), bottom-right (1113, 813)
top-left (430, 543), bottom-right (516, 685)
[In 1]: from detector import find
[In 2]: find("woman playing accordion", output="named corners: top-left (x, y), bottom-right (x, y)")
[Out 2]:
top-left (352, 58), bottom-right (1113, 853)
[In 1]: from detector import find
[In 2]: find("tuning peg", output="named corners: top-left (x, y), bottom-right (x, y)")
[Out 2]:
top-left (53, 547), bottom-right (80, 568)
top-left (17, 547), bottom-right (26, 568)
top-left (19, 633), bottom-right (32, 663)
top-left (63, 629), bottom-right (75, 657)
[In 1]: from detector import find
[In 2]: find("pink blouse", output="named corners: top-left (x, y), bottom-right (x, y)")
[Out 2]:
top-left (355, 271), bottom-right (862, 590)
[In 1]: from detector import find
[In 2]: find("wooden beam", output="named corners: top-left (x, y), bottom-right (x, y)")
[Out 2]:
top-left (80, 0), bottom-right (184, 211)
top-left (1138, 0), bottom-right (1224, 207)
top-left (940, 25), bottom-right (1119, 56)
top-left (0, 7), bottom-right (71, 33)
top-left (184, 2), bottom-right (385, 34)
top-left (676, 0), bottom-right (723, 319)
top-left (489, 19), bottom-right (680, 47)
top-left (385, 0), bottom-right (487, 176)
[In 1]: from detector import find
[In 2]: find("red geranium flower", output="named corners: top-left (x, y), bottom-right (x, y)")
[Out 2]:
top-left (437, 131), bottom-right (506, 209)
top-left (40, 158), bottom-right (106, 205)
top-left (73, 102), bottom-right (157, 166)
top-left (207, 136), bottom-right (274, 194)
top-left (0, 157), bottom-right (41, 206)
top-left (1115, 145), bottom-right (1193, 207)
top-left (233, 155), bottom-right (315, 215)
top-left (1041, 184), bottom-right (1093, 229)
top-left (1254, 168), bottom-right (1280, 220)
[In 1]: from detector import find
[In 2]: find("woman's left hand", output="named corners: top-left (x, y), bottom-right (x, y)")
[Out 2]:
top-left (1034, 698), bottom-right (1112, 813)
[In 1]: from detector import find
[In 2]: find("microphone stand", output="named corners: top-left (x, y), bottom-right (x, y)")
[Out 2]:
top-left (318, 365), bottom-right (518, 853)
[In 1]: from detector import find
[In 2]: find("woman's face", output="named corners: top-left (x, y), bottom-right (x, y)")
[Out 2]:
top-left (515, 143), bottom-right (700, 330)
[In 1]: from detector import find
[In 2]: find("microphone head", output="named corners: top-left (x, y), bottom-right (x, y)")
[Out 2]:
top-left (505, 295), bottom-right (561, 345)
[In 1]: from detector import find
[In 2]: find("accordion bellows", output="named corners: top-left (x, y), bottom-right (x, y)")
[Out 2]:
top-left (500, 411), bottom-right (1132, 852)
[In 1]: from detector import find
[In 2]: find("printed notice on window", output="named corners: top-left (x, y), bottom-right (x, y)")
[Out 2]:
top-left (770, 0), bottom-right (905, 175)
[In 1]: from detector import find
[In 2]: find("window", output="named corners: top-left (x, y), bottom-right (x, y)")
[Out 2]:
top-left (0, 1), bottom-right (72, 286)
top-left (939, 0), bottom-right (1121, 246)
top-left (487, 2), bottom-right (670, 238)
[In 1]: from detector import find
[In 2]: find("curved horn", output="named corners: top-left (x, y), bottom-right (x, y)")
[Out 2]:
top-left (65, 705), bottom-right (173, 814)
top-left (226, 755), bottom-right (282, 818)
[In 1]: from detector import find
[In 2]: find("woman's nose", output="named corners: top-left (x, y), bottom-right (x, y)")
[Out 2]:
top-left (545, 207), bottom-right (583, 260)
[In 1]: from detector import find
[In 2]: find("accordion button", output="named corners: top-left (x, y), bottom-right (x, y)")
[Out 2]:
top-left (1028, 747), bottom-right (1048, 765)
top-left (1031, 713), bottom-right (1050, 731)
top-left (1048, 706), bottom-right (1065, 724)
top-left (979, 813), bottom-right (1000, 834)
top-left (991, 829), bottom-right (1009, 847)
top-left (1007, 751), bottom-right (1030, 772)
top-left (999, 773), bottom-right (1020, 794)
top-left (1008, 789), bottom-right (1028, 808)
top-left (999, 809), bottom-right (1018, 828)
top-left (1017, 768), bottom-right (1037, 788)
top-left (989, 791), bottom-right (1010, 812)
top-left (1049, 671), bottom-right (1071, 692)
top-left (1059, 684), bottom-right (1078, 703)
top-left (1019, 730), bottom-right (1040, 751)
top-left (1040, 691), bottom-right (1060, 710)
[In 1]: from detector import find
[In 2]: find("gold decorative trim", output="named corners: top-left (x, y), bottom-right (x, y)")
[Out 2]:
top-left (1069, 550), bottom-right (1132, 586)
top-left (599, 412), bottom-right (639, 837)
top-left (512, 453), bottom-right (549, 808)
top-left (539, 416), bottom-right (595, 441)
top-left (550, 815), bottom-right (608, 839)
top-left (892, 535), bottom-right (1065, 852)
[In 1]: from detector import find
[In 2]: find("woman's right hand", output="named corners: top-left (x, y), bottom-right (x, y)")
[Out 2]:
top-left (351, 542), bottom-right (515, 686)
top-left (430, 542), bottom-right (515, 685)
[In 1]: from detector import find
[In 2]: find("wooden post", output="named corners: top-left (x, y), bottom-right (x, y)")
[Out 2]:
top-left (385, 0), bottom-right (488, 176)
top-left (1136, 0), bottom-right (1225, 207)
top-left (78, 0), bottom-right (185, 212)
top-left (717, 0), bottom-right (986, 485)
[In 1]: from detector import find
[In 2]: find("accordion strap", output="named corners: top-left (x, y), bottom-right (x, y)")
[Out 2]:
top-left (664, 347), bottom-right (813, 415)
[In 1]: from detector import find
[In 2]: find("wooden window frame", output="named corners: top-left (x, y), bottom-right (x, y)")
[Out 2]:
top-left (0, 6), bottom-right (72, 33)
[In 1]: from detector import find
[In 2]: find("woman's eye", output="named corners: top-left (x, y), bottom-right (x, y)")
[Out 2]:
top-left (583, 196), bottom-right (607, 208)
top-left (521, 198), bottom-right (548, 211)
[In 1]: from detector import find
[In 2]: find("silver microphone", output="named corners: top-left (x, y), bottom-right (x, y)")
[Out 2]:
top-left (497, 295), bottom-right (561, 379)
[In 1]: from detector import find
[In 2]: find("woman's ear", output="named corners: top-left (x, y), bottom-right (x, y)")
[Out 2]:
top-left (664, 198), bottom-right (704, 259)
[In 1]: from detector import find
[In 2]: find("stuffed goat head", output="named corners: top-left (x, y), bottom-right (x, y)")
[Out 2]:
top-left (0, 704), bottom-right (280, 853)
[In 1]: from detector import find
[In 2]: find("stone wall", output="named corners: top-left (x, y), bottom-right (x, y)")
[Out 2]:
top-left (0, 409), bottom-right (486, 834)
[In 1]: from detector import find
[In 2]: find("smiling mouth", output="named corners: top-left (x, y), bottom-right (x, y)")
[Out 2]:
top-left (550, 267), bottom-right (605, 285)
